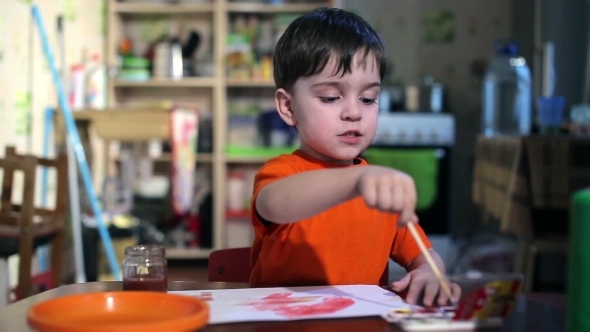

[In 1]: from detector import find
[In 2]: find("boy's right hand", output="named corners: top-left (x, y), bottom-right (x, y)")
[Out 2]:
top-left (356, 166), bottom-right (418, 226)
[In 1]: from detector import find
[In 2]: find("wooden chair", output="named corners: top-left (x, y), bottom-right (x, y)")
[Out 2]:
top-left (0, 147), bottom-right (68, 301)
top-left (208, 247), bottom-right (390, 286)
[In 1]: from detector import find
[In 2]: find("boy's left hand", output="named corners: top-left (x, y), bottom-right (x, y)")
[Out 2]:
top-left (391, 266), bottom-right (461, 307)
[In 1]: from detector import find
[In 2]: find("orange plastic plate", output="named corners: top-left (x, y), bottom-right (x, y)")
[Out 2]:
top-left (27, 291), bottom-right (209, 332)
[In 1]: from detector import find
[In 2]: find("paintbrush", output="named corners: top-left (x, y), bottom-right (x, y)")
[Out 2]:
top-left (406, 222), bottom-right (458, 308)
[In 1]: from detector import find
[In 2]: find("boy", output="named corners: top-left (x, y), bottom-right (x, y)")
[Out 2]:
top-left (250, 7), bottom-right (460, 307)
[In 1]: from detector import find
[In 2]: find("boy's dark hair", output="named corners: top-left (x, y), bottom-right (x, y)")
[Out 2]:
top-left (274, 7), bottom-right (387, 91)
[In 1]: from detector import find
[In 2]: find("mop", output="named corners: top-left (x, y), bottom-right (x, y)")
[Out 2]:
top-left (55, 13), bottom-right (86, 284)
top-left (31, 5), bottom-right (121, 280)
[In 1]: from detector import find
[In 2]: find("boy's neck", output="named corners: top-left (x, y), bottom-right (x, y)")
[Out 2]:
top-left (295, 149), bottom-right (363, 166)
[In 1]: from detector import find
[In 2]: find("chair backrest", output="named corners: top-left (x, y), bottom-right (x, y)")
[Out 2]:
top-left (208, 247), bottom-right (252, 282)
top-left (0, 147), bottom-right (69, 300)
top-left (3, 146), bottom-right (68, 220)
top-left (0, 154), bottom-right (37, 231)
top-left (208, 246), bottom-right (390, 286)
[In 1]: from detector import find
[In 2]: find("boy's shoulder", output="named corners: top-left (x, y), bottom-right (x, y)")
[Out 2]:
top-left (261, 150), bottom-right (308, 170)
top-left (258, 150), bottom-right (323, 175)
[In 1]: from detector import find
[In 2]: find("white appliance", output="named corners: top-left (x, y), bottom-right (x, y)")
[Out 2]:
top-left (373, 113), bottom-right (455, 147)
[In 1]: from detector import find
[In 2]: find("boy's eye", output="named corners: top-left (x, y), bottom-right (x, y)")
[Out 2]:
top-left (360, 98), bottom-right (377, 105)
top-left (320, 97), bottom-right (340, 103)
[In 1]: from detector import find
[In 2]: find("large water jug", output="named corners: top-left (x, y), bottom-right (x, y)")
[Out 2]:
top-left (481, 42), bottom-right (532, 136)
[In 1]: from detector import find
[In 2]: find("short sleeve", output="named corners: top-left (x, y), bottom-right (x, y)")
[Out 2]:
top-left (250, 157), bottom-right (297, 237)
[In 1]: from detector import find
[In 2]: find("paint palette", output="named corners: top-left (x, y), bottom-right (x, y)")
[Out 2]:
top-left (381, 276), bottom-right (523, 331)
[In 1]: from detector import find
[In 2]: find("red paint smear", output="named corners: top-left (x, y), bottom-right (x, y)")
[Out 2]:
top-left (272, 297), bottom-right (355, 317)
top-left (244, 293), bottom-right (355, 318)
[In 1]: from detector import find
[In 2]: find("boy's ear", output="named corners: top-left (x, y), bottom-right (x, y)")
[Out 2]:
top-left (275, 88), bottom-right (296, 126)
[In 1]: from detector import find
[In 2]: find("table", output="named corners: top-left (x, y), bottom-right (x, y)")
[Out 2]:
top-left (472, 135), bottom-right (590, 239)
top-left (0, 281), bottom-right (565, 332)
top-left (471, 135), bottom-right (590, 291)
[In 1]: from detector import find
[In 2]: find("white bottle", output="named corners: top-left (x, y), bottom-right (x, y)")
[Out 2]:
top-left (85, 54), bottom-right (107, 110)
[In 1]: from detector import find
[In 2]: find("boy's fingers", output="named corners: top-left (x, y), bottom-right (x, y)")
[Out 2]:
top-left (404, 278), bottom-right (424, 305)
top-left (451, 283), bottom-right (462, 303)
top-left (438, 283), bottom-right (461, 306)
top-left (390, 185), bottom-right (404, 211)
top-left (423, 281), bottom-right (439, 307)
top-left (398, 212), bottom-right (418, 227)
top-left (435, 283), bottom-right (449, 306)
top-left (360, 178), bottom-right (377, 208)
top-left (400, 175), bottom-right (417, 224)
top-left (406, 179), bottom-right (417, 210)
top-left (391, 273), bottom-right (411, 292)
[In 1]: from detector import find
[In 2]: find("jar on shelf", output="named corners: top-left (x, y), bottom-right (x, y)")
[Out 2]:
top-left (122, 245), bottom-right (167, 292)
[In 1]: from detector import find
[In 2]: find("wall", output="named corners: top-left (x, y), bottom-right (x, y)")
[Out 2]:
top-left (342, 0), bottom-right (513, 237)
top-left (0, 0), bottom-right (104, 204)
top-left (1, 0), bottom-right (105, 153)
top-left (1, 0), bottom-right (104, 292)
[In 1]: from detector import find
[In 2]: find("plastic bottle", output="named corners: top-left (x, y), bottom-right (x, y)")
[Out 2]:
top-left (568, 188), bottom-right (590, 331)
top-left (85, 54), bottom-right (107, 110)
top-left (481, 42), bottom-right (532, 136)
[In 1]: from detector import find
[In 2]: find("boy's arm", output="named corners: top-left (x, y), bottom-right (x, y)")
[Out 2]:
top-left (256, 167), bottom-right (366, 224)
top-left (256, 164), bottom-right (417, 225)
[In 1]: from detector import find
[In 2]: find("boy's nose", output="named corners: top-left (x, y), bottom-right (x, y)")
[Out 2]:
top-left (341, 100), bottom-right (362, 121)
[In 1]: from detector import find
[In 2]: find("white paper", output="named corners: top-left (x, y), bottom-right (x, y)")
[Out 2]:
top-left (171, 285), bottom-right (413, 324)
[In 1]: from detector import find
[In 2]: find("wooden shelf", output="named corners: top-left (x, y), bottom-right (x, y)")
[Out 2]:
top-left (166, 247), bottom-right (212, 259)
top-left (113, 78), bottom-right (216, 88)
top-left (225, 155), bottom-right (270, 163)
top-left (226, 80), bottom-right (275, 88)
top-left (112, 2), bottom-right (215, 14)
top-left (227, 2), bottom-right (323, 13)
top-left (115, 153), bottom-right (213, 163)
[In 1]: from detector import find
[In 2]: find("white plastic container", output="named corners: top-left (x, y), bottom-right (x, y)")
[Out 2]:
top-left (481, 42), bottom-right (532, 136)
top-left (85, 54), bottom-right (107, 110)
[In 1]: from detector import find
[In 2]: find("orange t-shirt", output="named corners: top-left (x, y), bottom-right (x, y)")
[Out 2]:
top-left (250, 150), bottom-right (432, 286)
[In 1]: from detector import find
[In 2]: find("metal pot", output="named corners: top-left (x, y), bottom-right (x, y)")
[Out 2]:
top-left (404, 76), bottom-right (448, 113)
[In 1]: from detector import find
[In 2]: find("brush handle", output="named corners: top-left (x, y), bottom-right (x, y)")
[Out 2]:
top-left (406, 222), bottom-right (457, 306)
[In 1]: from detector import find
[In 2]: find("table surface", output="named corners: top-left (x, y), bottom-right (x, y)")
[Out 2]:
top-left (0, 281), bottom-right (565, 332)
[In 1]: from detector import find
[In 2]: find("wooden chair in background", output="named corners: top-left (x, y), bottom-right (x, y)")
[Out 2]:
top-left (208, 246), bottom-right (390, 286)
top-left (0, 147), bottom-right (68, 303)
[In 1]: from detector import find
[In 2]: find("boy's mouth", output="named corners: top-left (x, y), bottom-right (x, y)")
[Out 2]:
top-left (339, 131), bottom-right (361, 137)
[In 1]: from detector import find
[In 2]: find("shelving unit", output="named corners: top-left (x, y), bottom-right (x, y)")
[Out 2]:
top-left (226, 2), bottom-right (324, 13)
top-left (112, 77), bottom-right (216, 88)
top-left (106, 0), bottom-right (331, 259)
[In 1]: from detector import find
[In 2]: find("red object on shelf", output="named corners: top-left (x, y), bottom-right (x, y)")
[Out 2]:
top-left (225, 210), bottom-right (251, 220)
top-left (187, 213), bottom-right (202, 247)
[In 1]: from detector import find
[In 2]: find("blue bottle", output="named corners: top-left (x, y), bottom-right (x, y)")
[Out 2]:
top-left (481, 42), bottom-right (532, 136)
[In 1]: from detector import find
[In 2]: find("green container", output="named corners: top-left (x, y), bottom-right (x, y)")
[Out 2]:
top-left (568, 188), bottom-right (590, 331)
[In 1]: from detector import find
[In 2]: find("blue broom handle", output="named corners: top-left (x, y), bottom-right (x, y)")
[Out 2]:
top-left (31, 5), bottom-right (121, 280)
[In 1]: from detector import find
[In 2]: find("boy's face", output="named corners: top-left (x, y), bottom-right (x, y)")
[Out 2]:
top-left (275, 52), bottom-right (381, 164)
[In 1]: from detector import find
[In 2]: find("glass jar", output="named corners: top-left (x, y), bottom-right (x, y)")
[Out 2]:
top-left (122, 245), bottom-right (167, 292)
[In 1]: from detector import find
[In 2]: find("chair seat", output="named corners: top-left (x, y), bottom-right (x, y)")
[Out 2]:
top-left (0, 233), bottom-right (56, 258)
top-left (0, 217), bottom-right (62, 258)
top-left (0, 215), bottom-right (62, 238)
